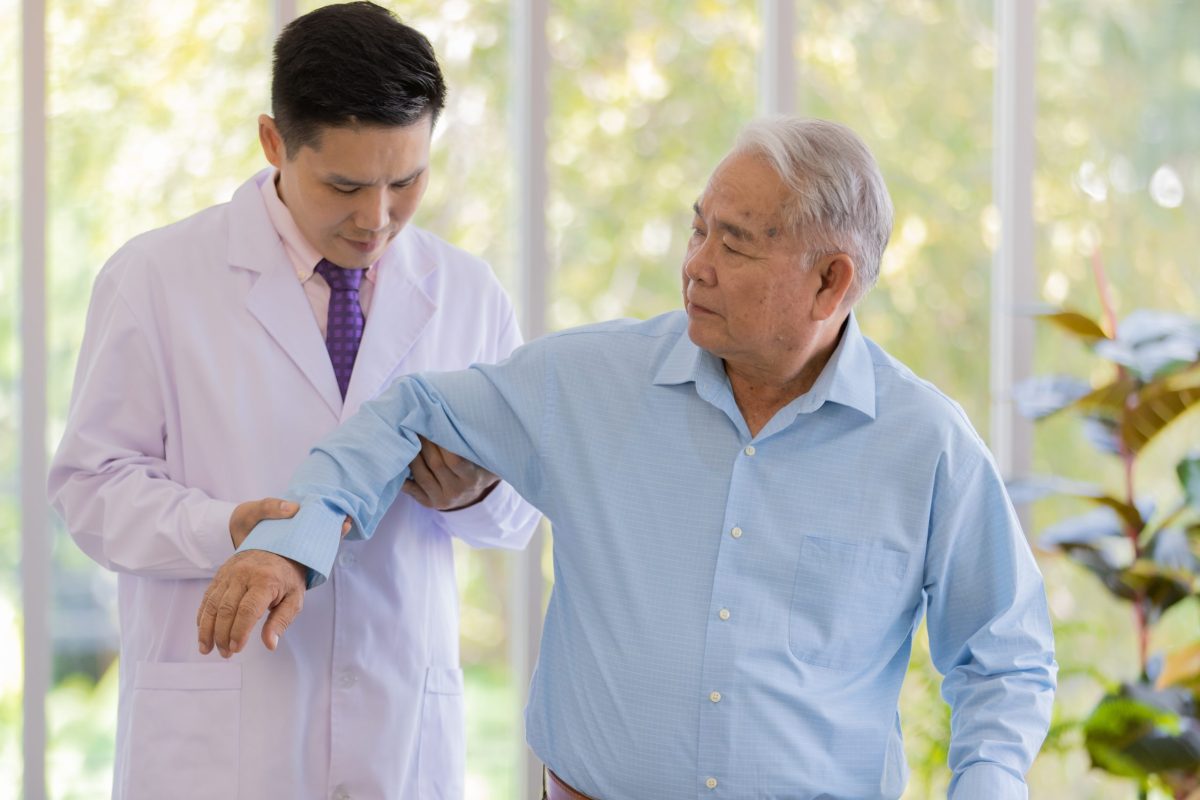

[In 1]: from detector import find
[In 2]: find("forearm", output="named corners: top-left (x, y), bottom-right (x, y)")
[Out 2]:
top-left (49, 463), bottom-right (236, 577)
top-left (943, 652), bottom-right (1056, 798)
top-left (240, 357), bottom-right (547, 586)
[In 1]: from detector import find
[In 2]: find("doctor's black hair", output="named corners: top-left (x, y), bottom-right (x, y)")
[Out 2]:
top-left (271, 1), bottom-right (447, 157)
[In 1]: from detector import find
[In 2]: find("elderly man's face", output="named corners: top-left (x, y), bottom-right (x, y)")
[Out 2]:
top-left (681, 153), bottom-right (824, 371)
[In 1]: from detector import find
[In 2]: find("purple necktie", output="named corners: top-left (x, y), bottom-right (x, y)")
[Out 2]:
top-left (315, 259), bottom-right (364, 399)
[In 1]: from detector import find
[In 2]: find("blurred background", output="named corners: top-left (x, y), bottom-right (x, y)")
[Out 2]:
top-left (2, 0), bottom-right (1198, 798)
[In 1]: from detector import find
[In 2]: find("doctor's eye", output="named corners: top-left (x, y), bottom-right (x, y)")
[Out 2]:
top-left (331, 185), bottom-right (359, 195)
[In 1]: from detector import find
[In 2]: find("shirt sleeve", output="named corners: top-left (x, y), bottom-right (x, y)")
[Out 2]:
top-left (239, 338), bottom-right (550, 588)
top-left (430, 291), bottom-right (542, 551)
top-left (47, 252), bottom-right (238, 578)
top-left (922, 444), bottom-right (1058, 798)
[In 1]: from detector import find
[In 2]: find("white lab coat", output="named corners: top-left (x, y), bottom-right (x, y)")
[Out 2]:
top-left (47, 171), bottom-right (540, 800)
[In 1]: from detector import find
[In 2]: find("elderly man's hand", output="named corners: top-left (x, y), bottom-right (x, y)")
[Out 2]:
top-left (402, 435), bottom-right (499, 510)
top-left (197, 550), bottom-right (307, 658)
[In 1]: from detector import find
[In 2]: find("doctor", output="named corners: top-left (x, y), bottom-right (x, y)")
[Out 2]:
top-left (47, 3), bottom-right (539, 799)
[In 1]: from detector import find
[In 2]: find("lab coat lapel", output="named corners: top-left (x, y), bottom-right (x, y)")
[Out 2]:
top-left (227, 173), bottom-right (343, 418)
top-left (342, 228), bottom-right (437, 418)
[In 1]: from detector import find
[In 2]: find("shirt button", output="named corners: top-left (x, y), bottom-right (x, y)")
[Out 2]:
top-left (744, 445), bottom-right (756, 456)
top-left (709, 690), bottom-right (722, 703)
top-left (730, 526), bottom-right (743, 539)
top-left (337, 669), bottom-right (357, 688)
top-left (338, 550), bottom-right (357, 567)
top-left (332, 788), bottom-right (351, 800)
top-left (718, 608), bottom-right (731, 621)
top-left (706, 777), bottom-right (718, 789)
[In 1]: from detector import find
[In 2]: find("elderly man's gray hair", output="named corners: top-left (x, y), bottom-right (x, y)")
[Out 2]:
top-left (733, 116), bottom-right (894, 300)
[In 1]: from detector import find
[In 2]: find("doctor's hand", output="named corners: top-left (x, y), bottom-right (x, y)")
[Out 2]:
top-left (197, 550), bottom-right (307, 658)
top-left (402, 435), bottom-right (499, 511)
top-left (230, 498), bottom-right (353, 549)
top-left (229, 498), bottom-right (299, 549)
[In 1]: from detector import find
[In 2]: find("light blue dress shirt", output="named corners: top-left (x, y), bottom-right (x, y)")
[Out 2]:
top-left (244, 311), bottom-right (1056, 799)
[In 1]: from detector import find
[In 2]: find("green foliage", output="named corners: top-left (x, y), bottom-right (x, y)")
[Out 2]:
top-left (1016, 293), bottom-right (1200, 794)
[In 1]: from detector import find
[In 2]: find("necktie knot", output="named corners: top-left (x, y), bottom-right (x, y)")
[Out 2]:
top-left (315, 259), bottom-right (363, 292)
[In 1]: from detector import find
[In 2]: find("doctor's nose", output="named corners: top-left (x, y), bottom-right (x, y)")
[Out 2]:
top-left (353, 188), bottom-right (390, 232)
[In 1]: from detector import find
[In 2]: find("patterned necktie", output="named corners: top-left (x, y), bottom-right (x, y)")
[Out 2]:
top-left (314, 259), bottom-right (364, 400)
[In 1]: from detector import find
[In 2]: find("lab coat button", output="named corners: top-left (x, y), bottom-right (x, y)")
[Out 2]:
top-left (337, 669), bottom-right (357, 688)
top-left (338, 550), bottom-right (357, 567)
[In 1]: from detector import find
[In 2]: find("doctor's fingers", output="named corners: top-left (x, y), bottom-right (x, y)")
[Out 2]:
top-left (408, 450), bottom-right (449, 497)
top-left (229, 497), bottom-right (299, 549)
top-left (418, 436), bottom-right (480, 480)
top-left (401, 477), bottom-right (434, 508)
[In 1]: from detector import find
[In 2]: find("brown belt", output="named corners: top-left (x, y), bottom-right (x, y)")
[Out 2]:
top-left (545, 768), bottom-right (598, 800)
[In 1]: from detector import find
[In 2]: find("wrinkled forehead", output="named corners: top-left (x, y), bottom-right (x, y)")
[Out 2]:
top-left (696, 153), bottom-right (791, 239)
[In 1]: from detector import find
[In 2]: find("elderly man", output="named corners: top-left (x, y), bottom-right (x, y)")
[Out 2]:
top-left (199, 116), bottom-right (1056, 799)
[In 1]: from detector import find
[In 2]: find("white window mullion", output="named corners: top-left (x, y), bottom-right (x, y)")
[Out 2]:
top-left (758, 0), bottom-right (796, 116)
top-left (991, 0), bottom-right (1036, 481)
top-left (510, 1), bottom-right (549, 797)
top-left (272, 0), bottom-right (296, 38)
top-left (21, 0), bottom-right (49, 798)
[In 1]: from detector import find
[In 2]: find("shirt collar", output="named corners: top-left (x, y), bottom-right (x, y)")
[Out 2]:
top-left (258, 169), bottom-right (381, 282)
top-left (653, 311), bottom-right (877, 421)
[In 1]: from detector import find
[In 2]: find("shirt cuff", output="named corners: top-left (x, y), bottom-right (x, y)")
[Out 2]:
top-left (438, 480), bottom-right (506, 523)
top-left (194, 499), bottom-right (238, 570)
top-left (949, 763), bottom-right (1028, 800)
top-left (238, 500), bottom-right (345, 589)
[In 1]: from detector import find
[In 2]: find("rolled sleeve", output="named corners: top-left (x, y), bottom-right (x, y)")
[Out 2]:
top-left (949, 762), bottom-right (1028, 800)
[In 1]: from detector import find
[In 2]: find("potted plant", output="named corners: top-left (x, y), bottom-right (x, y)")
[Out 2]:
top-left (1011, 259), bottom-right (1200, 799)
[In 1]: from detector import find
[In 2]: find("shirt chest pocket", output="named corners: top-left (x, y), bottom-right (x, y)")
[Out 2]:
top-left (788, 535), bottom-right (911, 670)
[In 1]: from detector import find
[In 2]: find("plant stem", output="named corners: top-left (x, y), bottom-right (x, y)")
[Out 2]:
top-left (1092, 250), bottom-right (1119, 337)
top-left (1095, 251), bottom-right (1151, 674)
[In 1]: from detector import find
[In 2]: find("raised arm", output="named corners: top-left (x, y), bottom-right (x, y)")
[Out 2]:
top-left (197, 341), bottom-right (550, 656)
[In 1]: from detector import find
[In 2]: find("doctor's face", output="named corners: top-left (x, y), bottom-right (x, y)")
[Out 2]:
top-left (259, 115), bottom-right (432, 269)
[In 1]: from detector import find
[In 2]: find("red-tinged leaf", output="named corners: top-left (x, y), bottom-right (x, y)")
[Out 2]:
top-left (1157, 643), bottom-right (1200, 691)
top-left (1121, 371), bottom-right (1200, 453)
top-left (1038, 310), bottom-right (1111, 341)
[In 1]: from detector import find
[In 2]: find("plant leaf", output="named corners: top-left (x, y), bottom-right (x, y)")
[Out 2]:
top-left (1149, 528), bottom-right (1198, 573)
top-left (1013, 375), bottom-right (1093, 420)
top-left (1157, 643), bottom-right (1200, 691)
top-left (1038, 310), bottom-right (1111, 341)
top-left (1084, 684), bottom-right (1200, 779)
top-left (1096, 310), bottom-right (1200, 381)
top-left (1006, 475), bottom-right (1105, 505)
top-left (1121, 560), bottom-right (1196, 624)
top-left (1040, 507), bottom-right (1125, 549)
top-left (1179, 455), bottom-right (1200, 511)
top-left (1121, 367), bottom-right (1200, 454)
top-left (1074, 373), bottom-right (1138, 415)
top-left (1081, 415), bottom-right (1123, 455)
top-left (1008, 477), bottom-right (1144, 531)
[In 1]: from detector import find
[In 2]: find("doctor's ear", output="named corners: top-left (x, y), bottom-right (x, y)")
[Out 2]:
top-left (258, 115), bottom-right (287, 169)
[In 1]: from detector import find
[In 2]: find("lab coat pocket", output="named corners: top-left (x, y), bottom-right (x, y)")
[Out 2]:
top-left (788, 535), bottom-right (909, 670)
top-left (125, 661), bottom-right (241, 800)
top-left (418, 666), bottom-right (466, 800)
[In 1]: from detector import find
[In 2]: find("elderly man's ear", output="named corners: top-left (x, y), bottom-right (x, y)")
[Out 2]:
top-left (812, 252), bottom-right (857, 320)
